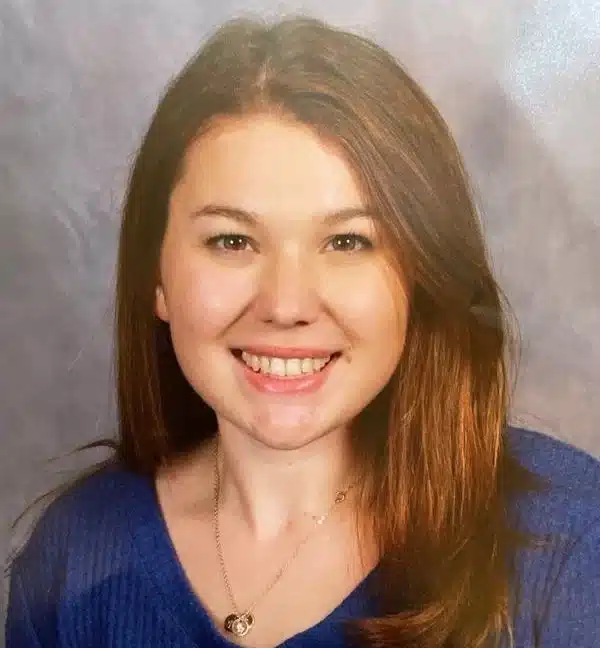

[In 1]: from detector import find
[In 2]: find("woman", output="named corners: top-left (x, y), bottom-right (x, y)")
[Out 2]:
top-left (6, 16), bottom-right (600, 648)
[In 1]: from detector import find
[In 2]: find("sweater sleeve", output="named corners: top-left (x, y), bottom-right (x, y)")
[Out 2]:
top-left (4, 502), bottom-right (68, 647)
top-left (5, 571), bottom-right (46, 648)
top-left (538, 516), bottom-right (600, 646)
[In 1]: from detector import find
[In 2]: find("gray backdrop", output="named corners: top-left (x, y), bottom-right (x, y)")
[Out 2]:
top-left (2, 0), bottom-right (599, 633)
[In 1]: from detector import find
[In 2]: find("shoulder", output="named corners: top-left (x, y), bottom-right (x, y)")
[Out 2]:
top-left (506, 427), bottom-right (600, 644)
top-left (10, 462), bottom-right (155, 583)
top-left (507, 425), bottom-right (600, 490)
top-left (506, 425), bottom-right (600, 533)
top-left (6, 463), bottom-right (158, 645)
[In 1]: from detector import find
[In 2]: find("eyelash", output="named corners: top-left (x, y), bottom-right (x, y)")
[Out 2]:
top-left (204, 232), bottom-right (374, 253)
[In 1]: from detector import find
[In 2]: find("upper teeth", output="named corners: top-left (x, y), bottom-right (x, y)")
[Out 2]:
top-left (240, 352), bottom-right (332, 377)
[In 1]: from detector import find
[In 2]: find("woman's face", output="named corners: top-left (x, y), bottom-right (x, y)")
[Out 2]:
top-left (156, 114), bottom-right (409, 450)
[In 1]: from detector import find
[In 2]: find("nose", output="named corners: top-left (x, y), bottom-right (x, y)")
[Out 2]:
top-left (254, 251), bottom-right (320, 327)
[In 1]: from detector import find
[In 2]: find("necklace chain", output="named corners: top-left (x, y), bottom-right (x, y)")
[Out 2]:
top-left (212, 439), bottom-right (355, 637)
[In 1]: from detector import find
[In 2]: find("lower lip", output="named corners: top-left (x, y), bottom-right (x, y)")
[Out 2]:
top-left (234, 354), bottom-right (338, 394)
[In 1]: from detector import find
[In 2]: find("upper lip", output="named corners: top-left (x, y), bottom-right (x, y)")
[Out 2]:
top-left (233, 345), bottom-right (342, 359)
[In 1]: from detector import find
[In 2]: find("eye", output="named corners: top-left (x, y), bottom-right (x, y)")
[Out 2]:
top-left (205, 233), bottom-right (254, 252)
top-left (327, 233), bottom-right (373, 252)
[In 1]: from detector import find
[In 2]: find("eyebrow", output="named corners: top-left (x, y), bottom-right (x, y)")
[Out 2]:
top-left (189, 204), bottom-right (373, 226)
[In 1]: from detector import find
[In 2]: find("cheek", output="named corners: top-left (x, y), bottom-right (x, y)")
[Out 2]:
top-left (333, 269), bottom-right (408, 349)
top-left (163, 260), bottom-right (255, 338)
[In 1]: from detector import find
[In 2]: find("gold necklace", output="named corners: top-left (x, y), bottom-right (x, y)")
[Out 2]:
top-left (213, 439), bottom-right (355, 638)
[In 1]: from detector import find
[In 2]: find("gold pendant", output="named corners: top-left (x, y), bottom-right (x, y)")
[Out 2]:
top-left (224, 612), bottom-right (255, 637)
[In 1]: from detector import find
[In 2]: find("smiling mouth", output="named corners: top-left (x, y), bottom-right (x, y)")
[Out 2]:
top-left (230, 349), bottom-right (342, 378)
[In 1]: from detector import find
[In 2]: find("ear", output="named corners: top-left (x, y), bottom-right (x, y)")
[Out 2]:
top-left (155, 285), bottom-right (169, 322)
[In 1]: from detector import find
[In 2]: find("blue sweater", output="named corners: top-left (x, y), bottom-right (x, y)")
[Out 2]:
top-left (5, 427), bottom-right (600, 647)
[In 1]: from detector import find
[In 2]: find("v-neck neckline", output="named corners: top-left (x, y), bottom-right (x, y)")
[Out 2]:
top-left (128, 471), bottom-right (379, 647)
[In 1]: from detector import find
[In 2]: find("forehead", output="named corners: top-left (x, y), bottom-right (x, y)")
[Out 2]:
top-left (173, 114), bottom-right (366, 220)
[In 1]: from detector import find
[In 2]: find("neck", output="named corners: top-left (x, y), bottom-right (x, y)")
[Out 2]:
top-left (214, 425), bottom-right (356, 542)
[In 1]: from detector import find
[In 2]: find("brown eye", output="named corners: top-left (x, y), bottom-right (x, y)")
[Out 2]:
top-left (328, 233), bottom-right (373, 252)
top-left (205, 234), bottom-right (252, 252)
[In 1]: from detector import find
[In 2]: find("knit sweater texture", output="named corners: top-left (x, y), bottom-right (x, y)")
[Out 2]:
top-left (5, 426), bottom-right (600, 647)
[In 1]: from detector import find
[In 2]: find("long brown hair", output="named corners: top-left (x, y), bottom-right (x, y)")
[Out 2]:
top-left (11, 16), bottom-right (559, 648)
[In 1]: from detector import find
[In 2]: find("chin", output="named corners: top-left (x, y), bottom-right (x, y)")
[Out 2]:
top-left (246, 419), bottom-right (348, 452)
